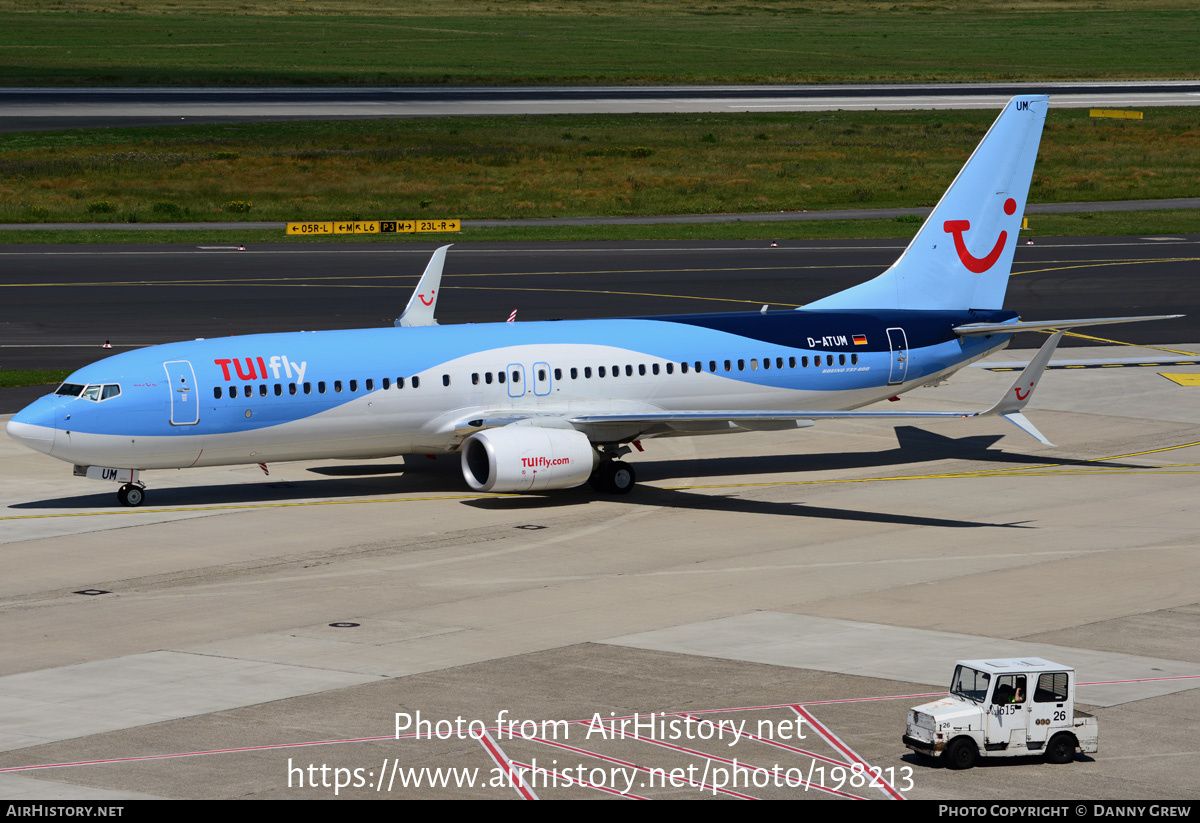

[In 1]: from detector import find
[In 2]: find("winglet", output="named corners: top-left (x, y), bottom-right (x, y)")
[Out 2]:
top-left (395, 245), bottom-right (451, 327)
top-left (980, 330), bottom-right (1065, 445)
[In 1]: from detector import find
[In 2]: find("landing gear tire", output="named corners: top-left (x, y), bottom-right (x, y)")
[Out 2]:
top-left (117, 483), bottom-right (145, 508)
top-left (1045, 733), bottom-right (1076, 764)
top-left (944, 738), bottom-right (978, 770)
top-left (591, 460), bottom-right (636, 494)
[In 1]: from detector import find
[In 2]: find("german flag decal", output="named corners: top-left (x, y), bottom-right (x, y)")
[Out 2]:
top-left (853, 334), bottom-right (868, 346)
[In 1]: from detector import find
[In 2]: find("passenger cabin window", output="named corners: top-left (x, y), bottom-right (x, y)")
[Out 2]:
top-left (554, 368), bottom-right (562, 380)
top-left (365, 379), bottom-right (374, 391)
top-left (584, 367), bottom-right (592, 378)
top-left (497, 371), bottom-right (505, 384)
top-left (665, 363), bottom-right (673, 375)
top-left (570, 368), bottom-right (578, 379)
top-left (349, 380), bottom-right (358, 392)
top-left (318, 381), bottom-right (326, 394)
top-left (229, 385), bottom-right (238, 399)
top-left (303, 382), bottom-right (312, 394)
top-left (472, 373), bottom-right (480, 385)
top-left (259, 384), bottom-right (267, 397)
top-left (538, 368), bottom-right (547, 381)
top-left (485, 372), bottom-right (493, 384)
top-left (274, 383), bottom-right (283, 396)
top-left (382, 378), bottom-right (391, 390)
top-left (334, 381), bottom-right (342, 393)
top-left (412, 376), bottom-right (420, 388)
top-left (442, 374), bottom-right (450, 387)
top-left (289, 383), bottom-right (297, 395)
top-left (511, 371), bottom-right (520, 383)
top-left (214, 387), bottom-right (223, 399)
top-left (598, 366), bottom-right (606, 378)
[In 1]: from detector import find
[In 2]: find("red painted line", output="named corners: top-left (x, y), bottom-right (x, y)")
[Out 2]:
top-left (795, 691), bottom-right (946, 708)
top-left (510, 759), bottom-right (647, 800)
top-left (679, 713), bottom-right (847, 770)
top-left (571, 719), bottom-right (862, 800)
top-left (792, 705), bottom-right (904, 801)
top-left (0, 734), bottom-right (396, 773)
top-left (526, 734), bottom-right (758, 800)
top-left (543, 693), bottom-right (944, 729)
top-left (1080, 675), bottom-right (1200, 686)
top-left (477, 730), bottom-right (538, 800)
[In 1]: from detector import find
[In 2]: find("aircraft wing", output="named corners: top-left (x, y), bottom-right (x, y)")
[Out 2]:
top-left (395, 245), bottom-right (451, 327)
top-left (457, 332), bottom-right (1066, 446)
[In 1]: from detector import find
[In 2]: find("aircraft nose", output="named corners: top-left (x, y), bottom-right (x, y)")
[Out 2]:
top-left (6, 397), bottom-right (57, 456)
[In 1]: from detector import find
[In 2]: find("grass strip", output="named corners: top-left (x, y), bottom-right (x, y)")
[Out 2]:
top-left (1, 1), bottom-right (1197, 86)
top-left (1, 109), bottom-right (1197, 226)
top-left (0, 369), bottom-right (71, 389)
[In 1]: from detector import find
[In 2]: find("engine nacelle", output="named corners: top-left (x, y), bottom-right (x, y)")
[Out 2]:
top-left (461, 426), bottom-right (597, 492)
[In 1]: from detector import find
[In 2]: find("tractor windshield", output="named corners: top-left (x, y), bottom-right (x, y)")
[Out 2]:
top-left (950, 665), bottom-right (991, 703)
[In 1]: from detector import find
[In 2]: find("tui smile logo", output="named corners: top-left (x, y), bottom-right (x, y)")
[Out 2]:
top-left (943, 197), bottom-right (1017, 273)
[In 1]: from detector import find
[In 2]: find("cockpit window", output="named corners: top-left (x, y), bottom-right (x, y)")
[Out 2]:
top-left (72, 384), bottom-right (122, 402)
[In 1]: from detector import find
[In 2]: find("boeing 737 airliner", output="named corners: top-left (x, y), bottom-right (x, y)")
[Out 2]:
top-left (6, 96), bottom-right (1177, 506)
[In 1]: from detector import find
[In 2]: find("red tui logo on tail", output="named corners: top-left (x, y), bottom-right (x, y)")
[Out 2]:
top-left (943, 198), bottom-right (1017, 273)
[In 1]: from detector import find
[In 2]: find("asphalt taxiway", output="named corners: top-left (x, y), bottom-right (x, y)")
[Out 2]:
top-left (3, 81), bottom-right (1199, 131)
top-left (0, 240), bottom-right (1198, 799)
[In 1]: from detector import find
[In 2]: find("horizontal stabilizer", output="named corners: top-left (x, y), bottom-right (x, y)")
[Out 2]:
top-left (395, 245), bottom-right (452, 327)
top-left (954, 314), bottom-right (1181, 336)
top-left (1001, 412), bottom-right (1054, 446)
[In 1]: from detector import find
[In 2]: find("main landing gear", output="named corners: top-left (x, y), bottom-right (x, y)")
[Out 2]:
top-left (588, 448), bottom-right (638, 494)
top-left (116, 482), bottom-right (146, 507)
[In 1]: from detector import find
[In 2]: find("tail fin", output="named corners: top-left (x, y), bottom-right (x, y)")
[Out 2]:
top-left (806, 95), bottom-right (1048, 312)
top-left (395, 244), bottom-right (451, 327)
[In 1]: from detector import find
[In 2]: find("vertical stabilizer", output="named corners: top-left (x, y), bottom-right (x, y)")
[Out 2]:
top-left (396, 245), bottom-right (451, 327)
top-left (805, 95), bottom-right (1048, 311)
